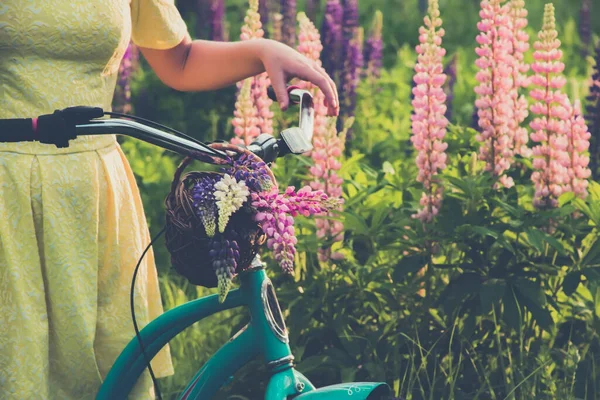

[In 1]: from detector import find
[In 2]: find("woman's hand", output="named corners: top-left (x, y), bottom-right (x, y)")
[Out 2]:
top-left (140, 37), bottom-right (339, 116)
top-left (257, 39), bottom-right (339, 116)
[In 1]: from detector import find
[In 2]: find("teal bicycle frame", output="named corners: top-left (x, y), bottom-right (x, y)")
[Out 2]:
top-left (95, 265), bottom-right (390, 400)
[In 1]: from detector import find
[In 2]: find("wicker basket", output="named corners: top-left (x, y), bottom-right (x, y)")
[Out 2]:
top-left (164, 143), bottom-right (274, 287)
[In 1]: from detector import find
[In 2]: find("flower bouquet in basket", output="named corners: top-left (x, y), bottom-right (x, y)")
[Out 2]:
top-left (165, 143), bottom-right (340, 302)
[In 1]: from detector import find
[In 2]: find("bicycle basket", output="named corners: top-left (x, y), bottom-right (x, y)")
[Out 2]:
top-left (164, 143), bottom-right (273, 288)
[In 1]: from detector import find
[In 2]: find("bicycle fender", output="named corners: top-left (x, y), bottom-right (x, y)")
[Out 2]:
top-left (292, 382), bottom-right (391, 400)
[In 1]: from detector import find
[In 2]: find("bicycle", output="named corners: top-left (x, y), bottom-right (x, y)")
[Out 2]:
top-left (0, 88), bottom-right (392, 400)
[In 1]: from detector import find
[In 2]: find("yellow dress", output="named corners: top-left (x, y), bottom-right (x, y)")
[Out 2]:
top-left (0, 1), bottom-right (189, 398)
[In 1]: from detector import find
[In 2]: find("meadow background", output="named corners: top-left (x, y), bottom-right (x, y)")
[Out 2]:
top-left (115, 0), bottom-right (600, 398)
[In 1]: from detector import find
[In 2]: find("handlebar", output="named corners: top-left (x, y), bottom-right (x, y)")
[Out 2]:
top-left (0, 87), bottom-right (314, 165)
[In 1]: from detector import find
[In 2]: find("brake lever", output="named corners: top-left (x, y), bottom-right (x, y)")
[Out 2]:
top-left (265, 86), bottom-right (314, 157)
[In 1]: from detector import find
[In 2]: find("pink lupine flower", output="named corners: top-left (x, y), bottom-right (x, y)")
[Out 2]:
top-left (241, 0), bottom-right (264, 40)
top-left (474, 0), bottom-right (515, 188)
top-left (411, 0), bottom-right (449, 223)
top-left (252, 186), bottom-right (340, 273)
top-left (236, 0), bottom-right (273, 136)
top-left (311, 120), bottom-right (346, 261)
top-left (529, 3), bottom-right (570, 209)
top-left (232, 79), bottom-right (261, 145)
top-left (508, 0), bottom-right (531, 158)
top-left (565, 100), bottom-right (592, 199)
top-left (297, 13), bottom-right (346, 261)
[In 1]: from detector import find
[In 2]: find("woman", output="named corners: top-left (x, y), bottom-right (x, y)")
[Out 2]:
top-left (0, 0), bottom-right (338, 398)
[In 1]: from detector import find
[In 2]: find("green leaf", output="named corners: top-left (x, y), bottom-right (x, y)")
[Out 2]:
top-left (480, 279), bottom-right (506, 314)
top-left (393, 255), bottom-right (426, 281)
top-left (526, 301), bottom-right (554, 331)
top-left (342, 211), bottom-right (370, 235)
top-left (539, 232), bottom-right (566, 255)
top-left (514, 279), bottom-right (554, 331)
top-left (441, 273), bottom-right (481, 318)
top-left (582, 237), bottom-right (600, 267)
top-left (471, 226), bottom-right (499, 239)
top-left (514, 278), bottom-right (547, 308)
top-left (595, 287), bottom-right (600, 319)
top-left (563, 272), bottom-right (582, 296)
top-left (525, 229), bottom-right (545, 253)
top-left (558, 191), bottom-right (575, 206)
top-left (437, 196), bottom-right (464, 234)
top-left (583, 267), bottom-right (600, 282)
top-left (503, 285), bottom-right (522, 332)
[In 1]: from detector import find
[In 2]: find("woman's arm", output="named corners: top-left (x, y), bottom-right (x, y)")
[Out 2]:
top-left (139, 36), bottom-right (339, 116)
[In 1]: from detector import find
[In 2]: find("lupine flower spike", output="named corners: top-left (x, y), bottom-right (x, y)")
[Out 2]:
top-left (411, 0), bottom-right (449, 223)
top-left (209, 0), bottom-right (226, 41)
top-left (565, 99), bottom-right (592, 199)
top-left (340, 27), bottom-right (364, 138)
top-left (252, 187), bottom-right (340, 272)
top-left (339, 0), bottom-right (361, 130)
top-left (321, 0), bottom-right (343, 82)
top-left (232, 79), bottom-right (261, 145)
top-left (280, 0), bottom-right (297, 46)
top-left (311, 119), bottom-right (346, 261)
top-left (443, 55), bottom-right (457, 121)
top-left (214, 174), bottom-right (250, 233)
top-left (210, 233), bottom-right (241, 303)
top-left (114, 43), bottom-right (139, 113)
top-left (364, 10), bottom-right (384, 82)
top-left (258, 0), bottom-right (269, 36)
top-left (297, 12), bottom-right (346, 261)
top-left (192, 176), bottom-right (219, 237)
top-left (586, 42), bottom-right (600, 178)
top-left (236, 0), bottom-right (273, 137)
top-left (474, 0), bottom-right (515, 188)
top-left (529, 3), bottom-right (570, 209)
top-left (229, 152), bottom-right (274, 192)
top-left (579, 0), bottom-right (591, 59)
top-left (297, 11), bottom-right (328, 149)
top-left (508, 0), bottom-right (531, 158)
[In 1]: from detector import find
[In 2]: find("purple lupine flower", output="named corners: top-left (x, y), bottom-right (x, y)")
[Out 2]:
top-left (209, 0), bottom-right (226, 41)
top-left (192, 175), bottom-right (220, 237)
top-left (364, 10), bottom-right (383, 81)
top-left (251, 186), bottom-right (339, 273)
top-left (280, 0), bottom-right (297, 46)
top-left (586, 42), bottom-right (600, 179)
top-left (443, 54), bottom-right (457, 121)
top-left (306, 0), bottom-right (320, 21)
top-left (579, 0), bottom-right (591, 59)
top-left (338, 0), bottom-right (360, 134)
top-left (113, 43), bottom-right (139, 113)
top-left (342, 0), bottom-right (359, 45)
top-left (259, 0), bottom-right (269, 37)
top-left (227, 152), bottom-right (274, 192)
top-left (340, 27), bottom-right (363, 139)
top-left (321, 0), bottom-right (343, 83)
top-left (208, 232), bottom-right (241, 303)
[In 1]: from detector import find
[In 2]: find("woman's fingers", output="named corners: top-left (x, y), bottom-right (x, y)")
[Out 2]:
top-left (268, 68), bottom-right (290, 110)
top-left (317, 65), bottom-right (339, 116)
top-left (292, 63), bottom-right (338, 116)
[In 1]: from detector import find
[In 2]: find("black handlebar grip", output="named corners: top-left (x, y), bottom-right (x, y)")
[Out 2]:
top-left (266, 85), bottom-right (303, 104)
top-left (0, 119), bottom-right (36, 142)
